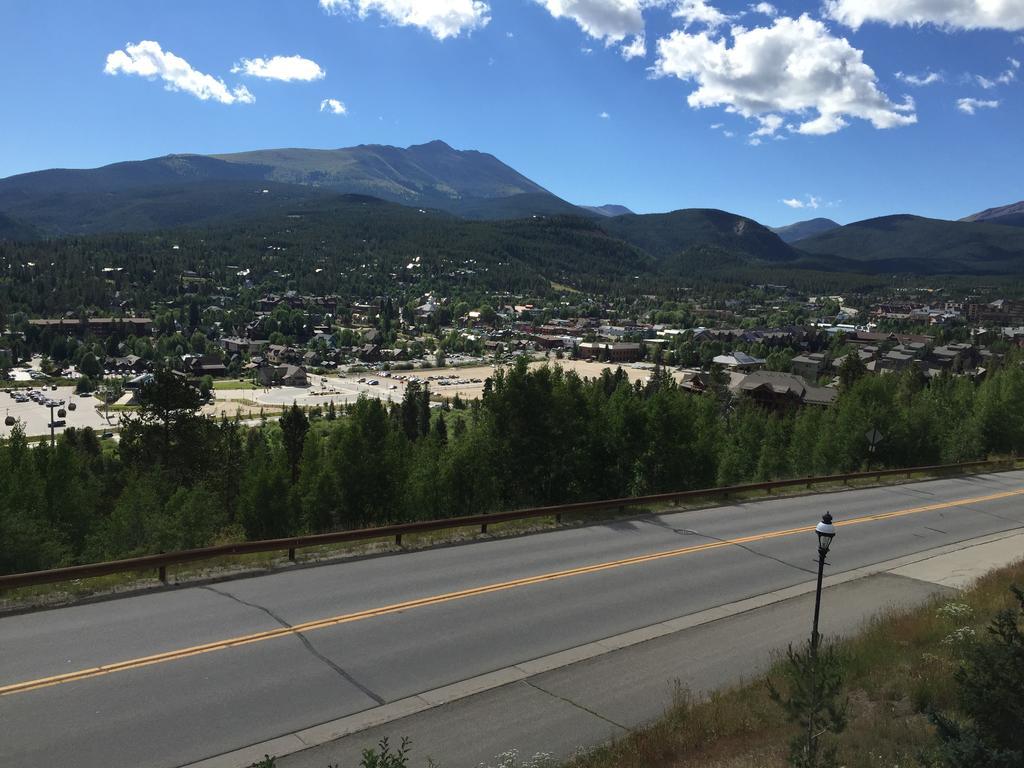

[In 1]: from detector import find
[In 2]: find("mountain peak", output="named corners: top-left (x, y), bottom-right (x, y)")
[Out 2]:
top-left (962, 200), bottom-right (1024, 227)
top-left (409, 139), bottom-right (455, 152)
top-left (770, 217), bottom-right (840, 244)
top-left (581, 204), bottom-right (634, 217)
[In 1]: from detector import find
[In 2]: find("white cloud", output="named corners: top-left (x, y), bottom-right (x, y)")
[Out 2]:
top-left (751, 113), bottom-right (783, 136)
top-left (723, 129), bottom-right (735, 136)
top-left (956, 97), bottom-right (999, 114)
top-left (320, 98), bottom-right (348, 114)
top-left (534, 0), bottom-right (645, 42)
top-left (674, 0), bottom-right (734, 28)
top-left (653, 14), bottom-right (916, 136)
top-left (599, 110), bottom-right (611, 118)
top-left (998, 57), bottom-right (1020, 82)
top-left (104, 40), bottom-right (254, 104)
top-left (232, 55), bottom-right (325, 82)
top-left (972, 57), bottom-right (1020, 89)
top-left (750, 2), bottom-right (777, 16)
top-left (895, 70), bottom-right (942, 85)
top-left (782, 194), bottom-right (825, 208)
top-left (825, 0), bottom-right (1024, 31)
top-left (319, 0), bottom-right (490, 40)
top-left (710, 121), bottom-right (724, 128)
top-left (621, 34), bottom-right (647, 59)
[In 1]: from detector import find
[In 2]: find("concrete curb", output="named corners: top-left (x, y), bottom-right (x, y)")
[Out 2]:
top-left (181, 527), bottom-right (1024, 768)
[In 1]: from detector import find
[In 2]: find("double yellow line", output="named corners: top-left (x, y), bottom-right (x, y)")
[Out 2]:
top-left (2, 487), bottom-right (1021, 698)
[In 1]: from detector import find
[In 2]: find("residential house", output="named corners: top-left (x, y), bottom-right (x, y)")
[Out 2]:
top-left (253, 361), bottom-right (308, 388)
top-left (712, 352), bottom-right (766, 371)
top-left (220, 336), bottom-right (267, 355)
top-left (790, 353), bottom-right (829, 381)
top-left (734, 371), bottom-right (837, 410)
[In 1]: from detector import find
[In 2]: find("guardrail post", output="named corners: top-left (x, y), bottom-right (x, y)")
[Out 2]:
top-left (158, 565), bottom-right (167, 584)
top-left (555, 513), bottom-right (562, 524)
top-left (395, 533), bottom-right (403, 546)
top-left (481, 523), bottom-right (488, 534)
top-left (287, 548), bottom-right (296, 562)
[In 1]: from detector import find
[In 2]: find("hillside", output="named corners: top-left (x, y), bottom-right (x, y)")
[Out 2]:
top-left (0, 211), bottom-right (39, 241)
top-left (0, 195), bottom-right (658, 312)
top-left (0, 141), bottom-right (585, 234)
top-left (796, 214), bottom-right (1024, 274)
top-left (962, 200), bottom-right (1024, 228)
top-left (770, 217), bottom-right (840, 243)
top-left (602, 208), bottom-right (799, 266)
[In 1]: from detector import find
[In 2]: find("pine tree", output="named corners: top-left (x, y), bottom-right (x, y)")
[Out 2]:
top-left (768, 641), bottom-right (848, 768)
top-left (278, 403), bottom-right (309, 483)
top-left (926, 586), bottom-right (1024, 767)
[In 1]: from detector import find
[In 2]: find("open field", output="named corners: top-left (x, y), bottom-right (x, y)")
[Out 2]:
top-left (2, 359), bottom-right (708, 437)
top-left (213, 379), bottom-right (257, 390)
top-left (210, 358), bottom-right (697, 412)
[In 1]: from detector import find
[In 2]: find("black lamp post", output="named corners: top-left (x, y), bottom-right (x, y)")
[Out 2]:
top-left (811, 512), bottom-right (836, 651)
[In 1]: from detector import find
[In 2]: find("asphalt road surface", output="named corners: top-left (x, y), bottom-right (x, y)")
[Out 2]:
top-left (2, 471), bottom-right (1024, 768)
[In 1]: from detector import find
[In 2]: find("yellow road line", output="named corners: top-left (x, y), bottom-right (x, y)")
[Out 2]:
top-left (2, 487), bottom-right (1021, 698)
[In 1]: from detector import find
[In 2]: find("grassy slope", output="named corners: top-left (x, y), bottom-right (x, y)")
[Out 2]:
top-left (566, 559), bottom-right (1024, 768)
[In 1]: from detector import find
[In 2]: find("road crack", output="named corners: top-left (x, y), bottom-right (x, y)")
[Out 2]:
top-left (643, 519), bottom-right (816, 575)
top-left (523, 680), bottom-right (627, 731)
top-left (200, 585), bottom-right (385, 705)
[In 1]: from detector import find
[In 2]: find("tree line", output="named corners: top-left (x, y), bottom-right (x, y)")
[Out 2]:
top-left (2, 357), bottom-right (1023, 575)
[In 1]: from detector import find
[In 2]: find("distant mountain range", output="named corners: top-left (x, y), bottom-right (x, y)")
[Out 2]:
top-left (581, 204), bottom-right (634, 217)
top-left (769, 217), bottom-right (841, 244)
top-left (0, 140), bottom-right (588, 235)
top-left (961, 201), bottom-right (1024, 228)
top-left (795, 214), bottom-right (1024, 274)
top-left (0, 141), bottom-right (1022, 277)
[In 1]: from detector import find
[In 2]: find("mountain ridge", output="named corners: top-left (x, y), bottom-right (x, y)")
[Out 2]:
top-left (0, 140), bottom-right (589, 234)
top-left (795, 213), bottom-right (1024, 274)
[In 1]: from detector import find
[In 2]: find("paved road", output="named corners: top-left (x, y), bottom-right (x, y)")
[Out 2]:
top-left (2, 472), bottom-right (1024, 768)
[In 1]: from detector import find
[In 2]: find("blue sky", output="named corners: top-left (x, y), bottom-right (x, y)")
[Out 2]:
top-left (0, 0), bottom-right (1020, 226)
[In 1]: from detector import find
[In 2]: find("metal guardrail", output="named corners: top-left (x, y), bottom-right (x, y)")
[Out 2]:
top-left (0, 458), bottom-right (1015, 590)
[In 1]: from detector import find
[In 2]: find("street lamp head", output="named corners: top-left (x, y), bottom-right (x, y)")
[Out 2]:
top-left (816, 512), bottom-right (836, 555)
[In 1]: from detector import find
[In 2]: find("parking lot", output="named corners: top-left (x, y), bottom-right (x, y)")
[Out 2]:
top-left (1, 386), bottom-right (116, 439)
